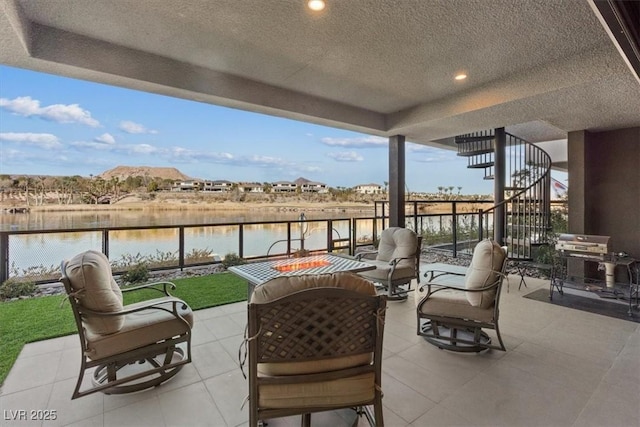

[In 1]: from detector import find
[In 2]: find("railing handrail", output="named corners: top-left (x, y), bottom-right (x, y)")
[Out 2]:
top-left (1, 199), bottom-right (567, 284)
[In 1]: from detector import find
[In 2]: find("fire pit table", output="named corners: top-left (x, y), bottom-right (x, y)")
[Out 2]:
top-left (228, 253), bottom-right (376, 299)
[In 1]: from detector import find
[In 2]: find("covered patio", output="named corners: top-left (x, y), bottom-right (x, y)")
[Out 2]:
top-left (1, 0), bottom-right (637, 250)
top-left (1, 1), bottom-right (639, 425)
top-left (1, 274), bottom-right (638, 426)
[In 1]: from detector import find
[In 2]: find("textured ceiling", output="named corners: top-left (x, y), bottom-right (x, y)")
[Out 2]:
top-left (1, 0), bottom-right (639, 150)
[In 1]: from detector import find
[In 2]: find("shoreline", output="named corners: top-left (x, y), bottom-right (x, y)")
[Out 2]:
top-left (4, 200), bottom-right (377, 214)
top-left (1, 193), bottom-right (492, 214)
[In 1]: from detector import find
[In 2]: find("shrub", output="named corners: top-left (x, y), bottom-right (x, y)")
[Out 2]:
top-left (0, 278), bottom-right (37, 300)
top-left (222, 253), bottom-right (245, 269)
top-left (121, 263), bottom-right (150, 284)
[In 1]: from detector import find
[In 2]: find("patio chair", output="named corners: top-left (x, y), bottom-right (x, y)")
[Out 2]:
top-left (356, 227), bottom-right (422, 300)
top-left (416, 239), bottom-right (508, 352)
top-left (244, 272), bottom-right (386, 427)
top-left (60, 250), bottom-right (194, 399)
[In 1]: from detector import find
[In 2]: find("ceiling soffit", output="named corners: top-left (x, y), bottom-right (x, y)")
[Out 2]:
top-left (1, 0), bottom-right (639, 146)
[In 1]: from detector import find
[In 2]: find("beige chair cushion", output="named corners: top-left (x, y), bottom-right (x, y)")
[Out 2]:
top-left (251, 271), bottom-right (377, 303)
top-left (376, 227), bottom-right (418, 269)
top-left (251, 272), bottom-right (376, 376)
top-left (84, 297), bottom-right (194, 359)
top-left (416, 287), bottom-right (494, 323)
top-left (258, 372), bottom-right (375, 409)
top-left (464, 240), bottom-right (506, 308)
top-left (64, 250), bottom-right (124, 335)
top-left (357, 259), bottom-right (416, 282)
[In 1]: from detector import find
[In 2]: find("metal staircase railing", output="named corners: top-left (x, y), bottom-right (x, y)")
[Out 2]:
top-left (456, 130), bottom-right (552, 260)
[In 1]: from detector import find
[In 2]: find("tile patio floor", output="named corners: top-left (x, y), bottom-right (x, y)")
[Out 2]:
top-left (1, 272), bottom-right (639, 427)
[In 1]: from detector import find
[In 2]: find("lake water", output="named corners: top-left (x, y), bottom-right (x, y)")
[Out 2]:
top-left (1, 207), bottom-right (473, 282)
top-left (1, 208), bottom-right (382, 279)
top-left (0, 208), bottom-right (373, 231)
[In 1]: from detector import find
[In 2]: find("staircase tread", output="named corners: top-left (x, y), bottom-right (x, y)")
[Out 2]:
top-left (468, 162), bottom-right (494, 169)
top-left (457, 148), bottom-right (494, 157)
top-left (455, 135), bottom-right (495, 143)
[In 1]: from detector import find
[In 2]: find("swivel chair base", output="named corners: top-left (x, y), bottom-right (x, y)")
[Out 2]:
top-left (92, 347), bottom-right (186, 395)
top-left (419, 320), bottom-right (491, 353)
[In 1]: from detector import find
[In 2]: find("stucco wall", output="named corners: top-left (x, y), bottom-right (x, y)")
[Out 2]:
top-left (568, 127), bottom-right (640, 280)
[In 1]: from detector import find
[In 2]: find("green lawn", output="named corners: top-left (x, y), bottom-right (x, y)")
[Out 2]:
top-left (0, 272), bottom-right (247, 386)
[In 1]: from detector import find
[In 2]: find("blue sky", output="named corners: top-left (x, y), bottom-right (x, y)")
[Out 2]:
top-left (1, 65), bottom-right (505, 194)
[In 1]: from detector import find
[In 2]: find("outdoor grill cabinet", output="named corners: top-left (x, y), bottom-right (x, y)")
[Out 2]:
top-left (551, 236), bottom-right (639, 316)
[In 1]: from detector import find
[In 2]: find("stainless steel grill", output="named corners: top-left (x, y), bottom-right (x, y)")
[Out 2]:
top-left (555, 233), bottom-right (610, 260)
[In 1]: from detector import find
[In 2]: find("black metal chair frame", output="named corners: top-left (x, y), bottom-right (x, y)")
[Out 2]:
top-left (60, 268), bottom-right (193, 399)
top-left (416, 254), bottom-right (508, 353)
top-left (356, 235), bottom-right (423, 301)
top-left (247, 286), bottom-right (387, 426)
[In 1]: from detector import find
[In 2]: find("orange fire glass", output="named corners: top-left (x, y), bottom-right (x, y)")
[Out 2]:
top-left (273, 260), bottom-right (330, 272)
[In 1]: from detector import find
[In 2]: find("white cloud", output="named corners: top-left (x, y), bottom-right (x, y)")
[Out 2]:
top-left (0, 96), bottom-right (100, 127)
top-left (119, 120), bottom-right (158, 134)
top-left (129, 144), bottom-right (158, 154)
top-left (327, 151), bottom-right (364, 162)
top-left (0, 132), bottom-right (62, 149)
top-left (321, 135), bottom-right (387, 148)
top-left (407, 143), bottom-right (458, 162)
top-left (297, 165), bottom-right (322, 173)
top-left (0, 148), bottom-right (26, 162)
top-left (70, 141), bottom-right (116, 150)
top-left (94, 133), bottom-right (115, 144)
top-left (70, 141), bottom-right (161, 155)
top-left (245, 155), bottom-right (289, 168)
top-left (0, 147), bottom-right (73, 168)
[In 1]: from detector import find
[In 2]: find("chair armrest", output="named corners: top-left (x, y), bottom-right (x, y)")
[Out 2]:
top-left (78, 297), bottom-right (189, 318)
top-left (418, 276), bottom-right (502, 295)
top-left (388, 255), bottom-right (415, 266)
top-left (355, 250), bottom-right (378, 261)
top-left (121, 281), bottom-right (177, 297)
top-left (386, 256), bottom-right (418, 281)
top-left (419, 271), bottom-right (466, 291)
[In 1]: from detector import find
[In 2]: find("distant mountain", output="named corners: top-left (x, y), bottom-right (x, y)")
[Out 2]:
top-left (294, 177), bottom-right (312, 185)
top-left (99, 166), bottom-right (192, 181)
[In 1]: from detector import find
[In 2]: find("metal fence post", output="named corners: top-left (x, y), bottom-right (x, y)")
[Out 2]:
top-left (452, 202), bottom-right (458, 258)
top-left (352, 219), bottom-right (358, 256)
top-left (102, 230), bottom-right (109, 258)
top-left (0, 233), bottom-right (8, 283)
top-left (179, 227), bottom-right (185, 270)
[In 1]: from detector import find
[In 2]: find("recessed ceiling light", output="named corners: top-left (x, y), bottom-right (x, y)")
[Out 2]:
top-left (455, 73), bottom-right (468, 81)
top-left (308, 0), bottom-right (325, 11)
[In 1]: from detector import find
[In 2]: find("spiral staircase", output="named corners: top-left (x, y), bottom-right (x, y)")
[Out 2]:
top-left (456, 129), bottom-right (552, 260)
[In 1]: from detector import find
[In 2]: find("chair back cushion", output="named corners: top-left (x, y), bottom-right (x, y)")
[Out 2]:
top-left (251, 271), bottom-right (377, 303)
top-left (64, 250), bottom-right (125, 335)
top-left (251, 272), bottom-right (377, 376)
top-left (376, 227), bottom-right (418, 267)
top-left (464, 239), bottom-right (506, 308)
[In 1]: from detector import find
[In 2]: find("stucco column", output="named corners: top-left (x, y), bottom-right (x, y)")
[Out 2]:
top-left (567, 130), bottom-right (588, 279)
top-left (388, 135), bottom-right (406, 228)
top-left (567, 130), bottom-right (587, 234)
top-left (494, 128), bottom-right (506, 245)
